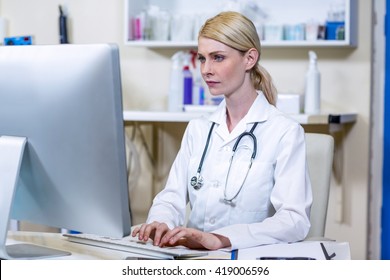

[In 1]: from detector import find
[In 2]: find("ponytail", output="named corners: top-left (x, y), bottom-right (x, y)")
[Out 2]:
top-left (252, 64), bottom-right (277, 106)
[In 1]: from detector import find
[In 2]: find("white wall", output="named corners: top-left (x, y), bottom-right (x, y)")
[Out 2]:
top-left (0, 0), bottom-right (373, 259)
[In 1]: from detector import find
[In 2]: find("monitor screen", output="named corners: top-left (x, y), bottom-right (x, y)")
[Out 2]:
top-left (0, 44), bottom-right (131, 259)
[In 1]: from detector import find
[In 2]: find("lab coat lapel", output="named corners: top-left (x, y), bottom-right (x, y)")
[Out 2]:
top-left (216, 121), bottom-right (247, 145)
top-left (207, 93), bottom-right (271, 145)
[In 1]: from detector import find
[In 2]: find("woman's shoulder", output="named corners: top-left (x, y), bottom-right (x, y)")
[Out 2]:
top-left (184, 116), bottom-right (215, 139)
top-left (187, 115), bottom-right (212, 128)
top-left (268, 106), bottom-right (301, 126)
top-left (265, 106), bottom-right (305, 137)
top-left (187, 105), bottom-right (225, 130)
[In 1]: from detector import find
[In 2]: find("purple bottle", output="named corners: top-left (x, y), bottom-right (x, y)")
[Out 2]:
top-left (183, 65), bottom-right (193, 105)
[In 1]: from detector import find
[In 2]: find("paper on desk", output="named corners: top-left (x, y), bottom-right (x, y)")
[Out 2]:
top-left (186, 250), bottom-right (232, 260)
top-left (237, 241), bottom-right (351, 260)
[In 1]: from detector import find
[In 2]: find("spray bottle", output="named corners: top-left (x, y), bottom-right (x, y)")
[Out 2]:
top-left (182, 53), bottom-right (193, 106)
top-left (168, 51), bottom-right (184, 111)
top-left (304, 50), bottom-right (321, 114)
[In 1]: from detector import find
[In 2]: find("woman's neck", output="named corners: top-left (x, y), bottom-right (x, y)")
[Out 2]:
top-left (225, 90), bottom-right (258, 132)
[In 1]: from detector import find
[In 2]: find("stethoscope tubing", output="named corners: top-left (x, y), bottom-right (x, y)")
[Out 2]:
top-left (196, 122), bottom-right (216, 174)
top-left (191, 121), bottom-right (258, 200)
top-left (232, 122), bottom-right (258, 159)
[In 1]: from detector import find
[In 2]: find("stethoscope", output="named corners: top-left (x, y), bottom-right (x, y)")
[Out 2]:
top-left (190, 121), bottom-right (259, 207)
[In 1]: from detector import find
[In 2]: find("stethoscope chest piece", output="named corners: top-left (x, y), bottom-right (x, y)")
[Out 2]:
top-left (191, 173), bottom-right (203, 190)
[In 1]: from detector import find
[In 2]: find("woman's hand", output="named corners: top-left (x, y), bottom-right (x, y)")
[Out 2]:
top-left (132, 223), bottom-right (231, 250)
top-left (159, 227), bottom-right (231, 250)
top-left (131, 221), bottom-right (170, 246)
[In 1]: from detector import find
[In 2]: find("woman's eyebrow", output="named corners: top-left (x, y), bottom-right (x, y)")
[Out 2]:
top-left (198, 50), bottom-right (227, 56)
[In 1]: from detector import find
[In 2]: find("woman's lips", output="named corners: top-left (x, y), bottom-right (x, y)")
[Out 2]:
top-left (206, 81), bottom-right (219, 87)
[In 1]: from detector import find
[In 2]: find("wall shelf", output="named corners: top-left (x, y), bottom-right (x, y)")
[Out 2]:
top-left (123, 111), bottom-right (357, 125)
top-left (124, 39), bottom-right (355, 49)
top-left (124, 0), bottom-right (357, 48)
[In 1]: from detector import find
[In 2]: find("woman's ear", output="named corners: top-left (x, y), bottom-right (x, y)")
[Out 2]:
top-left (244, 48), bottom-right (259, 70)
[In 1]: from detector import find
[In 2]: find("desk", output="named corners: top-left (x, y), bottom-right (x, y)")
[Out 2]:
top-left (5, 231), bottom-right (136, 260)
top-left (236, 240), bottom-right (351, 260)
top-left (4, 231), bottom-right (351, 260)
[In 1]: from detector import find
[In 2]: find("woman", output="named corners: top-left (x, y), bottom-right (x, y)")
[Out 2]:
top-left (132, 11), bottom-right (312, 250)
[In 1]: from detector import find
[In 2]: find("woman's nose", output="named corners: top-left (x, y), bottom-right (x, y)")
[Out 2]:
top-left (201, 61), bottom-right (213, 76)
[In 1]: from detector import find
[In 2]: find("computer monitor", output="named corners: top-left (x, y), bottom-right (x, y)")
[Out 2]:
top-left (0, 44), bottom-right (131, 259)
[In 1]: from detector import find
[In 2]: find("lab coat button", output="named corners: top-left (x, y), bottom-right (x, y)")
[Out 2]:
top-left (210, 218), bottom-right (215, 224)
top-left (213, 181), bottom-right (219, 188)
top-left (224, 146), bottom-right (231, 152)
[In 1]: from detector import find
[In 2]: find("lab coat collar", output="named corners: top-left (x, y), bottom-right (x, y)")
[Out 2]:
top-left (208, 91), bottom-right (271, 125)
top-left (208, 92), bottom-right (272, 141)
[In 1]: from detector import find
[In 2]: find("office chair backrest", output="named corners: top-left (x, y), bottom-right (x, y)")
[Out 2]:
top-left (304, 133), bottom-right (334, 239)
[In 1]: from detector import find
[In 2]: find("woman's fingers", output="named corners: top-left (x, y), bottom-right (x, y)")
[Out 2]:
top-left (131, 222), bottom-right (170, 245)
top-left (159, 227), bottom-right (186, 246)
top-left (159, 227), bottom-right (231, 250)
top-left (151, 223), bottom-right (170, 246)
top-left (133, 224), bottom-right (231, 250)
top-left (131, 226), bottom-right (140, 237)
top-left (159, 227), bottom-right (204, 248)
top-left (140, 222), bottom-right (156, 241)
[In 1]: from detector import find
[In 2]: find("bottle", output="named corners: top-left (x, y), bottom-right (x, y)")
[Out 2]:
top-left (168, 51), bottom-right (184, 111)
top-left (59, 5), bottom-right (69, 44)
top-left (304, 50), bottom-right (321, 114)
top-left (183, 65), bottom-right (193, 106)
top-left (0, 17), bottom-right (8, 45)
top-left (192, 68), bottom-right (205, 105)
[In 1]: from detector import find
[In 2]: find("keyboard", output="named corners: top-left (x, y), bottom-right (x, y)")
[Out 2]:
top-left (63, 233), bottom-right (208, 259)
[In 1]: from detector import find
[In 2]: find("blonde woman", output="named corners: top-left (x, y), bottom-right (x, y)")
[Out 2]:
top-left (133, 11), bottom-right (312, 250)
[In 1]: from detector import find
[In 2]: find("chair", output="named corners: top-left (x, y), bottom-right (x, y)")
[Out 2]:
top-left (304, 133), bottom-right (334, 239)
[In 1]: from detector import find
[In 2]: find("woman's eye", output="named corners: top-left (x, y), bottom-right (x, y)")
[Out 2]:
top-left (197, 56), bottom-right (205, 63)
top-left (214, 55), bottom-right (224, 62)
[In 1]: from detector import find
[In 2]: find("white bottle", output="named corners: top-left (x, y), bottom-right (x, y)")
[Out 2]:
top-left (304, 50), bottom-right (321, 114)
top-left (168, 51), bottom-right (184, 112)
top-left (0, 17), bottom-right (8, 45)
top-left (192, 67), bottom-right (204, 105)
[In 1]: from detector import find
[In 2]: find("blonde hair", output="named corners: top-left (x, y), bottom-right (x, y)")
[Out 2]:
top-left (198, 11), bottom-right (277, 105)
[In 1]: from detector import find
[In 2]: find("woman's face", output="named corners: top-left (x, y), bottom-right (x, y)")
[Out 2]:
top-left (197, 37), bottom-right (253, 98)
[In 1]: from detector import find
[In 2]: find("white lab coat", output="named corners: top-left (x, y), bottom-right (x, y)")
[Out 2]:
top-left (146, 93), bottom-right (312, 250)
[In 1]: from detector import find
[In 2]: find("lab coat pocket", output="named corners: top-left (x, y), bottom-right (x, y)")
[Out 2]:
top-left (235, 162), bottom-right (275, 213)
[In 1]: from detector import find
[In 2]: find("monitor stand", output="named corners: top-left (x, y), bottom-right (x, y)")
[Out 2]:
top-left (0, 136), bottom-right (70, 259)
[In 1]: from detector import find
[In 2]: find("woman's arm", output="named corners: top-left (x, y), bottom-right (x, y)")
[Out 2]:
top-left (211, 123), bottom-right (312, 249)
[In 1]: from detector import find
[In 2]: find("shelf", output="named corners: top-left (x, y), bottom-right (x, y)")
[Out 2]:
top-left (124, 0), bottom-right (357, 48)
top-left (123, 111), bottom-right (357, 125)
top-left (124, 40), bottom-right (355, 49)
top-left (123, 111), bottom-right (206, 123)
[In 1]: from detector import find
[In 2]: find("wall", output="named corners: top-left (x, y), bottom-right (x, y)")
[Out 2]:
top-left (369, 0), bottom-right (384, 260)
top-left (0, 0), bottom-right (373, 259)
